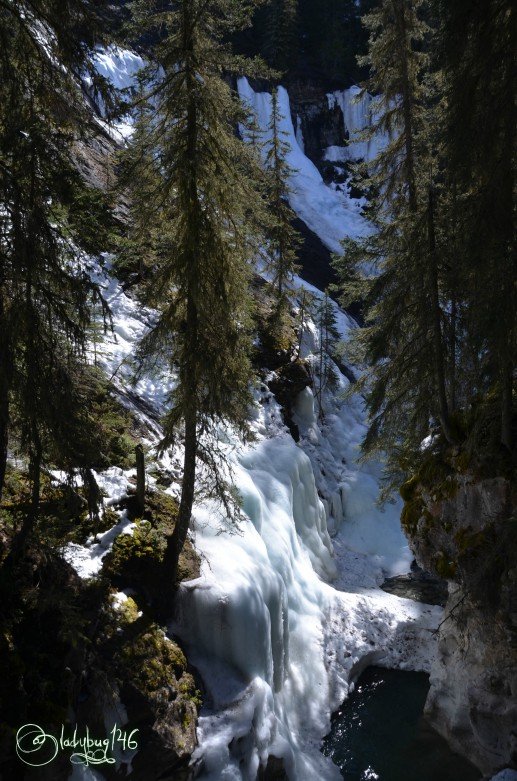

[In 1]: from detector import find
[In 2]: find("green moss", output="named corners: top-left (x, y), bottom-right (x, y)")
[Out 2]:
top-left (418, 454), bottom-right (451, 489)
top-left (114, 616), bottom-right (188, 695)
top-left (142, 491), bottom-right (179, 533)
top-left (435, 551), bottom-right (457, 579)
top-left (118, 596), bottom-right (140, 625)
top-left (401, 496), bottom-right (424, 535)
top-left (454, 526), bottom-right (486, 554)
top-left (103, 489), bottom-right (199, 592)
top-left (103, 519), bottom-right (165, 586)
top-left (399, 475), bottom-right (419, 502)
top-left (453, 449), bottom-right (471, 474)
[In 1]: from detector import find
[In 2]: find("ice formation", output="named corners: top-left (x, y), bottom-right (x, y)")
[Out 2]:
top-left (326, 86), bottom-right (389, 164)
top-left (91, 46), bottom-right (145, 93)
top-left (63, 257), bottom-right (440, 781)
top-left (85, 46), bottom-right (146, 140)
top-left (61, 59), bottom-right (442, 780)
top-left (238, 78), bottom-right (369, 254)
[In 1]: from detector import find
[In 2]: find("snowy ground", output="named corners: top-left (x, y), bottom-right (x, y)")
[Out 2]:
top-left (61, 55), bottom-right (443, 780)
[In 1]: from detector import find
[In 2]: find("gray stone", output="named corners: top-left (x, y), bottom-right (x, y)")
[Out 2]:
top-left (406, 476), bottom-right (517, 776)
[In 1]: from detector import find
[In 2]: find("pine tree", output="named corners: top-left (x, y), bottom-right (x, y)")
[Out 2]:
top-left (333, 0), bottom-right (454, 477)
top-left (313, 291), bottom-right (339, 421)
top-left (298, 0), bottom-right (363, 80)
top-left (334, 0), bottom-right (515, 484)
top-left (124, 0), bottom-right (267, 587)
top-left (0, 0), bottom-right (112, 539)
top-left (264, 87), bottom-right (301, 334)
top-left (264, 0), bottom-right (298, 74)
top-left (296, 288), bottom-right (314, 358)
top-left (438, 0), bottom-right (516, 454)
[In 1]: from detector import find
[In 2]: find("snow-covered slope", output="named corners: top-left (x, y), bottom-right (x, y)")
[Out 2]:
top-left (85, 46), bottom-right (146, 141)
top-left (91, 46), bottom-right (145, 92)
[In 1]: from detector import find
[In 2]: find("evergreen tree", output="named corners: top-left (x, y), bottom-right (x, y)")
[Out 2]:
top-left (438, 0), bottom-right (516, 453)
top-left (333, 0), bottom-right (453, 477)
top-left (124, 0), bottom-right (267, 586)
top-left (298, 0), bottom-right (366, 81)
top-left (313, 291), bottom-right (339, 421)
top-left (296, 288), bottom-right (314, 359)
top-left (264, 0), bottom-right (298, 74)
top-left (334, 0), bottom-right (516, 486)
top-left (0, 0), bottom-right (113, 529)
top-left (264, 87), bottom-right (301, 331)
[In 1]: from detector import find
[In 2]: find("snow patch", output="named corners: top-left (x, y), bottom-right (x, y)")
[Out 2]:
top-left (63, 511), bottom-right (135, 579)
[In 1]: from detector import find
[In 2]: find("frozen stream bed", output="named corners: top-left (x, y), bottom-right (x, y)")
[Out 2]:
top-left (64, 55), bottom-right (444, 780)
top-left (63, 258), bottom-right (442, 781)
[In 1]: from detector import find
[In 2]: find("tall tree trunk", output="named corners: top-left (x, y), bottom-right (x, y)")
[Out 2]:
top-left (392, 0), bottom-right (417, 211)
top-left (163, 405), bottom-right (197, 583)
top-left (0, 401), bottom-right (8, 504)
top-left (162, 2), bottom-right (199, 593)
top-left (0, 346), bottom-right (10, 503)
top-left (0, 283), bottom-right (12, 503)
top-left (8, 432), bottom-right (42, 562)
top-left (501, 359), bottom-right (513, 452)
top-left (135, 443), bottom-right (146, 515)
top-left (428, 186), bottom-right (453, 443)
top-left (449, 297), bottom-right (457, 413)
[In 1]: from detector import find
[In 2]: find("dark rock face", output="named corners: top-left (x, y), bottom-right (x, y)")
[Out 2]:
top-left (124, 693), bottom-right (198, 780)
top-left (288, 82), bottom-right (347, 167)
top-left (293, 216), bottom-right (336, 293)
top-left (406, 476), bottom-right (517, 776)
top-left (381, 561), bottom-right (448, 607)
top-left (75, 609), bottom-right (200, 781)
top-left (268, 360), bottom-right (312, 441)
top-left (257, 754), bottom-right (289, 780)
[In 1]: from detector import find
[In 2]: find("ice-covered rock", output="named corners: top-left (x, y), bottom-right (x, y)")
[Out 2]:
top-left (327, 86), bottom-right (389, 163)
top-left (67, 260), bottom-right (438, 781)
top-left (238, 78), bottom-right (368, 254)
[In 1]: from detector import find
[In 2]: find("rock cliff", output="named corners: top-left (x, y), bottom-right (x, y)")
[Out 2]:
top-left (404, 473), bottom-right (517, 776)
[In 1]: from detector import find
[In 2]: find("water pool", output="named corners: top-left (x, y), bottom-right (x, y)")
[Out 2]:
top-left (322, 666), bottom-right (481, 781)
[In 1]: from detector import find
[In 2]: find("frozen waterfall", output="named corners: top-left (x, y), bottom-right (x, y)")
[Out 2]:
top-left (62, 56), bottom-right (442, 780)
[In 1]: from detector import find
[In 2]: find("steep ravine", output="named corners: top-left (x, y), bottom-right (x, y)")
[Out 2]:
top-left (59, 54), bottom-right (512, 780)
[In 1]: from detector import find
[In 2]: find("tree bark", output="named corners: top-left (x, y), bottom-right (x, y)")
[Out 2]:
top-left (135, 443), bottom-right (145, 515)
top-left (8, 433), bottom-right (42, 562)
top-left (0, 353), bottom-right (9, 503)
top-left (501, 360), bottom-right (513, 452)
top-left (428, 186), bottom-right (453, 443)
top-left (392, 0), bottom-right (418, 211)
top-left (0, 283), bottom-right (12, 503)
top-left (163, 405), bottom-right (197, 584)
top-left (161, 0), bottom-right (200, 596)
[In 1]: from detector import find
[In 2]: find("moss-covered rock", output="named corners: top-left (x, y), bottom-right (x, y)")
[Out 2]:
top-left (100, 604), bottom-right (201, 781)
top-left (400, 495), bottom-right (424, 535)
top-left (102, 489), bottom-right (200, 600)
